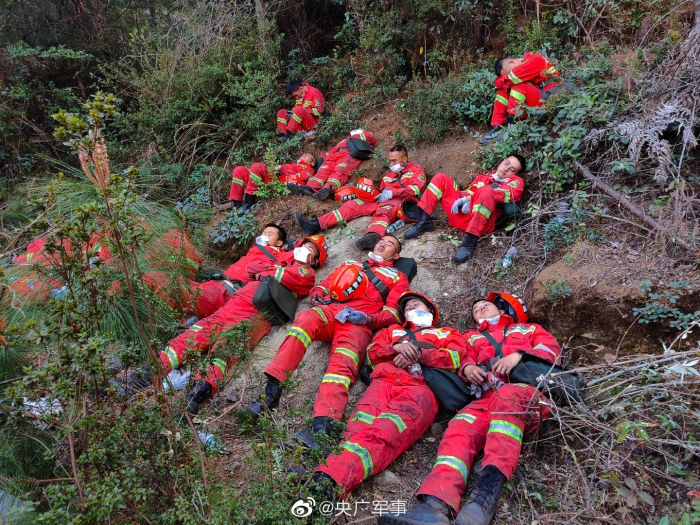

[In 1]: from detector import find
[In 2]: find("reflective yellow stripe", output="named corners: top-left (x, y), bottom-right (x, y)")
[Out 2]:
top-left (332, 210), bottom-right (344, 223)
top-left (303, 101), bottom-right (312, 107)
top-left (427, 182), bottom-right (443, 199)
top-left (277, 117), bottom-right (287, 123)
top-left (337, 163), bottom-right (347, 168)
top-left (335, 347), bottom-right (359, 366)
top-left (374, 268), bottom-right (399, 282)
top-left (447, 349), bottom-right (460, 371)
top-left (212, 358), bottom-right (227, 376)
top-left (328, 178), bottom-right (341, 188)
top-left (377, 412), bottom-right (407, 433)
top-left (312, 307), bottom-right (329, 324)
top-left (495, 187), bottom-right (512, 203)
top-left (507, 325), bottom-right (536, 336)
top-left (510, 90), bottom-right (526, 103)
top-left (231, 177), bottom-right (246, 186)
top-left (382, 306), bottom-right (399, 322)
top-left (274, 267), bottom-right (284, 283)
top-left (250, 172), bottom-right (264, 184)
top-left (322, 373), bottom-right (351, 389)
top-left (372, 220), bottom-right (389, 228)
top-left (190, 324), bottom-right (203, 332)
top-left (409, 185), bottom-right (420, 195)
top-left (352, 411), bottom-right (376, 424)
top-left (544, 66), bottom-right (558, 75)
top-left (343, 441), bottom-right (373, 478)
top-left (292, 113), bottom-right (303, 124)
top-left (488, 420), bottom-right (523, 443)
top-left (163, 347), bottom-right (180, 370)
top-left (495, 94), bottom-right (508, 106)
top-left (468, 334), bottom-right (485, 345)
top-left (434, 455), bottom-right (468, 483)
top-left (453, 413), bottom-right (477, 424)
top-left (472, 204), bottom-right (492, 219)
top-left (288, 326), bottom-right (312, 348)
top-left (508, 71), bottom-right (523, 84)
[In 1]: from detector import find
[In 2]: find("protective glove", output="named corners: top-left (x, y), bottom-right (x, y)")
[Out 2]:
top-left (451, 196), bottom-right (471, 215)
top-left (334, 307), bottom-right (352, 323)
top-left (375, 190), bottom-right (393, 203)
top-left (334, 306), bottom-right (368, 324)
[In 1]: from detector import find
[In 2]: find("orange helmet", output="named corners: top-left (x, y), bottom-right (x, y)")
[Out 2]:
top-left (335, 186), bottom-right (357, 202)
top-left (301, 234), bottom-right (328, 267)
top-left (397, 291), bottom-right (439, 325)
top-left (487, 291), bottom-right (529, 323)
top-left (396, 196), bottom-right (421, 223)
top-left (279, 173), bottom-right (304, 186)
top-left (355, 178), bottom-right (379, 202)
top-left (329, 263), bottom-right (368, 302)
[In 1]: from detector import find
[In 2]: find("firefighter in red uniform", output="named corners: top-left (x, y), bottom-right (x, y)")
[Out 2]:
top-left (295, 145), bottom-right (426, 250)
top-left (142, 224), bottom-right (287, 321)
top-left (481, 53), bottom-right (560, 144)
top-left (277, 153), bottom-right (317, 190)
top-left (153, 234), bottom-right (328, 415)
top-left (246, 235), bottom-right (409, 441)
top-left (308, 291), bottom-right (467, 494)
top-left (380, 292), bottom-right (560, 525)
top-left (404, 155), bottom-right (526, 263)
top-left (289, 130), bottom-right (377, 200)
top-left (276, 80), bottom-right (325, 141)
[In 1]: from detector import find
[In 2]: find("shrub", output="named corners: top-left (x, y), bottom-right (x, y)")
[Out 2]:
top-left (398, 76), bottom-right (463, 144)
top-left (453, 67), bottom-right (496, 125)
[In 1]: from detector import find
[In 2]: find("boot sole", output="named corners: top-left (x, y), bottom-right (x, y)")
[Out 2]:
top-left (377, 514), bottom-right (449, 525)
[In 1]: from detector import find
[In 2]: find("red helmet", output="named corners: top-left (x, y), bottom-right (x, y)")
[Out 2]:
top-left (279, 173), bottom-right (304, 186)
top-left (329, 263), bottom-right (368, 302)
top-left (396, 196), bottom-right (421, 223)
top-left (301, 234), bottom-right (328, 267)
top-left (397, 291), bottom-right (439, 325)
top-left (355, 177), bottom-right (379, 202)
top-left (487, 291), bottom-right (529, 323)
top-left (335, 186), bottom-right (357, 202)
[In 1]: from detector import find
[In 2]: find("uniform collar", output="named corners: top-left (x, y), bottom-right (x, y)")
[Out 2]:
top-left (365, 258), bottom-right (394, 267)
top-left (477, 314), bottom-right (514, 331)
top-left (489, 170), bottom-right (510, 183)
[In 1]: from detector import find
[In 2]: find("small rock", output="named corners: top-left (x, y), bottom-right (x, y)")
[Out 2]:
top-left (375, 470), bottom-right (401, 486)
top-left (430, 423), bottom-right (444, 439)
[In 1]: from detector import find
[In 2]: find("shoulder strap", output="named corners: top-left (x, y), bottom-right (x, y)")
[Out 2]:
top-left (480, 329), bottom-right (505, 358)
top-left (403, 326), bottom-right (438, 350)
top-left (362, 262), bottom-right (389, 301)
top-left (257, 244), bottom-right (278, 262)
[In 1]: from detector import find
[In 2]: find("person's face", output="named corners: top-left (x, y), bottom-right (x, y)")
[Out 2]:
top-left (300, 154), bottom-right (315, 165)
top-left (373, 236), bottom-right (400, 259)
top-left (261, 226), bottom-right (283, 247)
top-left (302, 241), bottom-right (320, 265)
top-left (472, 301), bottom-right (504, 323)
top-left (404, 298), bottom-right (430, 318)
top-left (292, 86), bottom-right (304, 99)
top-left (495, 156), bottom-right (522, 179)
top-left (388, 151), bottom-right (408, 169)
top-left (500, 57), bottom-right (524, 76)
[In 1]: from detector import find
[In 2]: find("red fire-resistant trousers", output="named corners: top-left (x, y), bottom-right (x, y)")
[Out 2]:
top-left (161, 282), bottom-right (271, 393)
top-left (306, 157), bottom-right (362, 192)
top-left (229, 163), bottom-right (271, 202)
top-left (417, 384), bottom-right (551, 513)
top-left (490, 83), bottom-right (546, 126)
top-left (263, 305), bottom-right (372, 420)
top-left (142, 271), bottom-right (231, 319)
top-left (317, 378), bottom-right (438, 494)
top-left (277, 107), bottom-right (317, 134)
top-left (318, 198), bottom-right (403, 236)
top-left (420, 173), bottom-right (499, 237)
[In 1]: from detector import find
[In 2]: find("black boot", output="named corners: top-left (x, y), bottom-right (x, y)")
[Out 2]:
top-left (378, 495), bottom-right (451, 525)
top-left (313, 186), bottom-right (332, 201)
top-left (186, 380), bottom-right (213, 415)
top-left (454, 465), bottom-right (507, 525)
top-left (287, 183), bottom-right (314, 196)
top-left (294, 212), bottom-right (321, 235)
top-left (453, 233), bottom-right (479, 264)
top-left (479, 126), bottom-right (503, 144)
top-left (356, 231), bottom-right (380, 250)
top-left (309, 471), bottom-right (337, 502)
top-left (239, 193), bottom-right (257, 212)
top-left (404, 209), bottom-right (435, 240)
top-left (230, 199), bottom-right (243, 209)
top-left (278, 131), bottom-right (292, 142)
top-left (245, 375), bottom-right (283, 419)
top-left (292, 416), bottom-right (335, 449)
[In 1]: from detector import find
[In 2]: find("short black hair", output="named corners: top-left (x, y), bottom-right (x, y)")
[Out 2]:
top-left (263, 223), bottom-right (287, 244)
top-left (494, 58), bottom-right (506, 77)
top-left (384, 234), bottom-right (402, 254)
top-left (389, 144), bottom-right (408, 155)
top-left (511, 153), bottom-right (527, 174)
top-left (286, 80), bottom-right (302, 94)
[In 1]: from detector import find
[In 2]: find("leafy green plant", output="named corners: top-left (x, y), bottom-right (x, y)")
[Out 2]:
top-left (254, 179), bottom-right (291, 200)
top-left (211, 207), bottom-right (258, 248)
top-left (453, 67), bottom-right (495, 125)
top-left (398, 76), bottom-right (463, 144)
top-left (633, 280), bottom-right (699, 331)
top-left (543, 279), bottom-right (571, 306)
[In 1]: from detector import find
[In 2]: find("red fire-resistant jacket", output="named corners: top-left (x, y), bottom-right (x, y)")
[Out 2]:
top-left (295, 83), bottom-right (325, 118)
top-left (223, 244), bottom-right (288, 284)
top-left (366, 323), bottom-right (468, 385)
top-left (310, 259), bottom-right (409, 329)
top-left (495, 52), bottom-right (560, 92)
top-left (279, 160), bottom-right (315, 184)
top-left (379, 162), bottom-right (427, 199)
top-left (463, 171), bottom-right (524, 205)
top-left (461, 315), bottom-right (562, 377)
top-left (246, 253), bottom-right (316, 297)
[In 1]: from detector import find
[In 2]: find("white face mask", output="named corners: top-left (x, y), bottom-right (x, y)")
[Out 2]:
top-left (296, 158), bottom-right (304, 164)
top-left (368, 251), bottom-right (385, 262)
top-left (350, 129), bottom-right (363, 135)
top-left (256, 235), bottom-right (270, 246)
top-left (407, 309), bottom-right (433, 327)
top-left (493, 173), bottom-right (509, 183)
top-left (293, 246), bottom-right (311, 264)
top-left (389, 164), bottom-right (403, 174)
top-left (483, 315), bottom-right (501, 324)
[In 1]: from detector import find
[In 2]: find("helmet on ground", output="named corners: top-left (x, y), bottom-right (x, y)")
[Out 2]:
top-left (279, 173), bottom-right (304, 186)
top-left (302, 234), bottom-right (328, 267)
top-left (396, 196), bottom-right (421, 223)
top-left (335, 186), bottom-right (357, 202)
top-left (486, 291), bottom-right (529, 323)
top-left (329, 264), bottom-right (368, 302)
top-left (397, 291), bottom-right (439, 325)
top-left (355, 177), bottom-right (380, 202)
